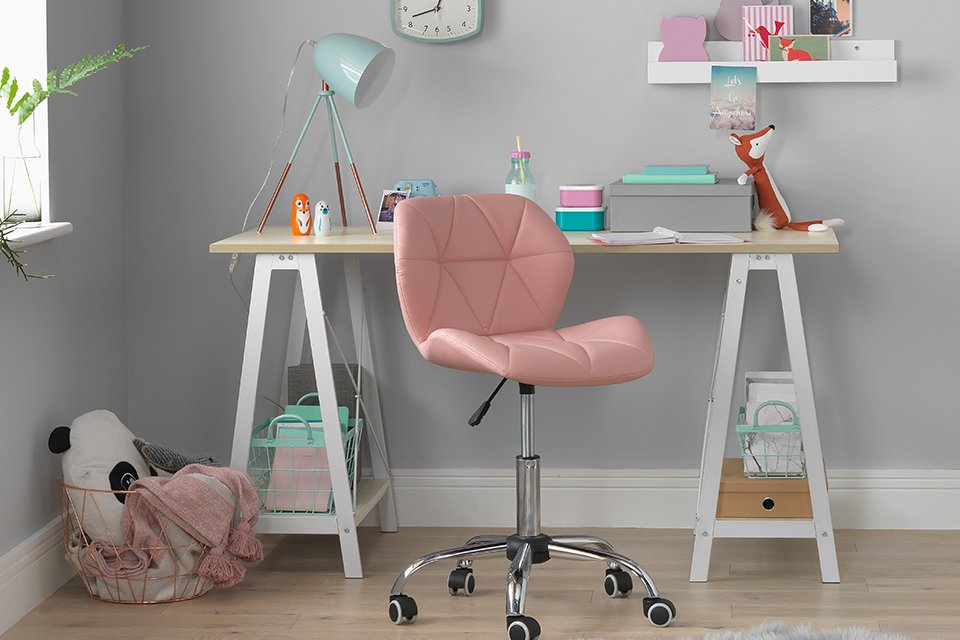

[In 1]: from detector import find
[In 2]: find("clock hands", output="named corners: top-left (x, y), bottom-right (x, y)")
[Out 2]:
top-left (411, 0), bottom-right (441, 18)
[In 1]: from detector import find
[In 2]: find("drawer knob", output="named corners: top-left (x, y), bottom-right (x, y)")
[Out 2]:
top-left (761, 497), bottom-right (776, 511)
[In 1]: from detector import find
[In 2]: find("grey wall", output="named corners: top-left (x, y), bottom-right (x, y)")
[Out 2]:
top-left (0, 0), bottom-right (126, 556)
top-left (122, 0), bottom-right (959, 475)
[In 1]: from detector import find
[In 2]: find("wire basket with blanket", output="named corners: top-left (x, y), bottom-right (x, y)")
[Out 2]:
top-left (58, 464), bottom-right (265, 604)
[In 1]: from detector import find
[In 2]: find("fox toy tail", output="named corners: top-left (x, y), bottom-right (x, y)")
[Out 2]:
top-left (755, 211), bottom-right (845, 233)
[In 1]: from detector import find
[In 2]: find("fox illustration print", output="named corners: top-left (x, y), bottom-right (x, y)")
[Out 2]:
top-left (730, 125), bottom-right (845, 232)
top-left (778, 37), bottom-right (813, 61)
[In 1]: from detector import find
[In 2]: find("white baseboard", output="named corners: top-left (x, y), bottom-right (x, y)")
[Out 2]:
top-left (0, 518), bottom-right (75, 635)
top-left (381, 468), bottom-right (960, 530)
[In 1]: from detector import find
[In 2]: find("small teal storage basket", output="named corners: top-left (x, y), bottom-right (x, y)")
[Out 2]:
top-left (555, 206), bottom-right (605, 231)
top-left (736, 400), bottom-right (806, 478)
top-left (248, 393), bottom-right (362, 514)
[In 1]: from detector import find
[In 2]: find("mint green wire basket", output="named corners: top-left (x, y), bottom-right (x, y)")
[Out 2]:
top-left (248, 393), bottom-right (363, 514)
top-left (736, 400), bottom-right (806, 479)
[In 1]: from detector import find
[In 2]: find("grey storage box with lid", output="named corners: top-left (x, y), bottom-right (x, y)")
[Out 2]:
top-left (608, 178), bottom-right (756, 232)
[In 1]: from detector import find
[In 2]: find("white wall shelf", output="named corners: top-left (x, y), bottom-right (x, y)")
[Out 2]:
top-left (648, 40), bottom-right (897, 84)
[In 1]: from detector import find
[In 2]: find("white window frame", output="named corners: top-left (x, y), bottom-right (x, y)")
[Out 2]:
top-left (1, 0), bottom-right (70, 246)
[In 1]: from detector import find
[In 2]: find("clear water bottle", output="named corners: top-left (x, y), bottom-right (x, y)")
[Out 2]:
top-left (505, 151), bottom-right (535, 201)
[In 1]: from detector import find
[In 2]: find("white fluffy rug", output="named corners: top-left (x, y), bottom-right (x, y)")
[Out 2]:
top-left (683, 622), bottom-right (912, 640)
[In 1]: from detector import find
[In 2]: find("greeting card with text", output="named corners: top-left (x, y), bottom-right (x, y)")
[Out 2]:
top-left (710, 66), bottom-right (757, 131)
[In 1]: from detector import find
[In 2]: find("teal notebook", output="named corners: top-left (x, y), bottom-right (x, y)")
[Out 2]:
top-left (623, 172), bottom-right (718, 185)
top-left (643, 165), bottom-right (710, 175)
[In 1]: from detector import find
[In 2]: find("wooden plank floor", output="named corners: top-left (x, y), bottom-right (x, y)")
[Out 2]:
top-left (5, 528), bottom-right (958, 639)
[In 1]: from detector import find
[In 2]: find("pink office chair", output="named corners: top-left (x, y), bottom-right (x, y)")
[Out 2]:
top-left (388, 194), bottom-right (675, 639)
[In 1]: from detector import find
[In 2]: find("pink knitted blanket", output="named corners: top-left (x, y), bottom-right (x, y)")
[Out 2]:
top-left (83, 465), bottom-right (263, 588)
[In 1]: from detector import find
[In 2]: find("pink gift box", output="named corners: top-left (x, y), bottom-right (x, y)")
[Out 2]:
top-left (559, 185), bottom-right (603, 208)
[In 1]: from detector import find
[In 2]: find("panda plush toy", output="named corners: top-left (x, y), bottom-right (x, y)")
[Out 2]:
top-left (48, 410), bottom-right (157, 543)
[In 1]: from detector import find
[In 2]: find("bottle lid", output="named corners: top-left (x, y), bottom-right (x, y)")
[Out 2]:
top-left (510, 151), bottom-right (531, 159)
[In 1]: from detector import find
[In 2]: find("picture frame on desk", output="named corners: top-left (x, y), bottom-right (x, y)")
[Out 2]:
top-left (376, 189), bottom-right (410, 231)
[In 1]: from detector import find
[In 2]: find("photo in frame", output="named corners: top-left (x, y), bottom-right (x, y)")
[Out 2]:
top-left (811, 0), bottom-right (852, 37)
top-left (376, 189), bottom-right (410, 230)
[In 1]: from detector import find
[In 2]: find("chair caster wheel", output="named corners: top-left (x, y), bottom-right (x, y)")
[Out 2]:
top-left (388, 595), bottom-right (418, 625)
top-left (507, 615), bottom-right (541, 640)
top-left (603, 568), bottom-right (633, 597)
top-left (643, 597), bottom-right (676, 627)
top-left (448, 567), bottom-right (475, 596)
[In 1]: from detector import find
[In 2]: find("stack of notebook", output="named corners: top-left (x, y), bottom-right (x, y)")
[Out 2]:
top-left (623, 165), bottom-right (717, 185)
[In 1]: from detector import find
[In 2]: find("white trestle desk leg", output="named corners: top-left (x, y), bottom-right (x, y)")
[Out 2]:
top-left (343, 254), bottom-right (398, 533)
top-left (690, 254), bottom-right (750, 582)
top-left (776, 255), bottom-right (839, 583)
top-left (230, 254), bottom-right (274, 471)
top-left (281, 277), bottom-right (307, 406)
top-left (298, 254), bottom-right (363, 578)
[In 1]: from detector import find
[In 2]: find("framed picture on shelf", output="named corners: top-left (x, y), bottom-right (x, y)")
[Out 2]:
top-left (810, 0), bottom-right (852, 37)
top-left (376, 189), bottom-right (410, 231)
top-left (742, 4), bottom-right (794, 62)
top-left (768, 36), bottom-right (831, 62)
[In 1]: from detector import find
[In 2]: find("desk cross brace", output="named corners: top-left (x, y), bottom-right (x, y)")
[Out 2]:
top-left (690, 253), bottom-right (839, 584)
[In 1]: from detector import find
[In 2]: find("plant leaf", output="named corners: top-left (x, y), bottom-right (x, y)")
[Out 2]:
top-left (4, 42), bottom-right (146, 125)
top-left (14, 80), bottom-right (50, 124)
top-left (1, 212), bottom-right (49, 280)
top-left (9, 92), bottom-right (28, 115)
top-left (0, 68), bottom-right (19, 112)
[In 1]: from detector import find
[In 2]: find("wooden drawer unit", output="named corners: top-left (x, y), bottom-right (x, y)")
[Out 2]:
top-left (716, 458), bottom-right (813, 519)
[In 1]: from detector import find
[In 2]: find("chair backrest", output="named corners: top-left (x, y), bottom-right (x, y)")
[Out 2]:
top-left (394, 194), bottom-right (574, 346)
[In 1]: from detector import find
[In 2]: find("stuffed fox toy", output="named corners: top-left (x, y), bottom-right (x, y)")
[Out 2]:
top-left (731, 125), bottom-right (845, 232)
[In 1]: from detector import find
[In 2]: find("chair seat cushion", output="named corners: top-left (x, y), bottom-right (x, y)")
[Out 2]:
top-left (419, 315), bottom-right (654, 387)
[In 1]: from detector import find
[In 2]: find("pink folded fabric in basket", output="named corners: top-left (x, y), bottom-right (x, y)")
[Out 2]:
top-left (82, 538), bottom-right (150, 579)
top-left (129, 464), bottom-right (264, 588)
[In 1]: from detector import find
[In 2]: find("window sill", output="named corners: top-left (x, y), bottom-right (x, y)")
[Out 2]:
top-left (7, 222), bottom-right (73, 247)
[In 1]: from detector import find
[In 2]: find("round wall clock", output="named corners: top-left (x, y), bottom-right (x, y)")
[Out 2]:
top-left (391, 0), bottom-right (484, 43)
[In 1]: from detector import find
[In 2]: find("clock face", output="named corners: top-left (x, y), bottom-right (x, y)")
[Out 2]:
top-left (392, 0), bottom-right (483, 43)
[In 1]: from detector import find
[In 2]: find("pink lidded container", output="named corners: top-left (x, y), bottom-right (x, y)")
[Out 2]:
top-left (559, 184), bottom-right (603, 208)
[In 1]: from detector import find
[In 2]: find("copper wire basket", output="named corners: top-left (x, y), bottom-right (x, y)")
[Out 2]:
top-left (57, 478), bottom-right (213, 603)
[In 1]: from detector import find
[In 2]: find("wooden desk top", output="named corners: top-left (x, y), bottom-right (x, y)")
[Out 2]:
top-left (210, 226), bottom-right (838, 255)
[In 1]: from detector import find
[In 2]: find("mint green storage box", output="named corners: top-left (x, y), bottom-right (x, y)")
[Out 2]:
top-left (555, 206), bottom-right (605, 231)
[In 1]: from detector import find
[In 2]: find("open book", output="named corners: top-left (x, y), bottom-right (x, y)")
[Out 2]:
top-left (589, 227), bottom-right (747, 246)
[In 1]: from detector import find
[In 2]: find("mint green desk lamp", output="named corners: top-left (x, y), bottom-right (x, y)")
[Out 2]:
top-left (257, 33), bottom-right (395, 234)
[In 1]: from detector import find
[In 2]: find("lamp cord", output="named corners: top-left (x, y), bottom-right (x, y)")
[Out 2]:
top-left (229, 39), bottom-right (318, 310)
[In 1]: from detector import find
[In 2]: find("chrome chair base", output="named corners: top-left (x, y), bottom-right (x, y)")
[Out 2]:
top-left (388, 531), bottom-right (675, 634)
top-left (387, 385), bottom-right (676, 638)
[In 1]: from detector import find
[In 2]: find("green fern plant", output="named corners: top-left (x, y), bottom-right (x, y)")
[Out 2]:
top-left (1, 43), bottom-right (146, 125)
top-left (1, 211), bottom-right (47, 280)
top-left (0, 43), bottom-right (145, 281)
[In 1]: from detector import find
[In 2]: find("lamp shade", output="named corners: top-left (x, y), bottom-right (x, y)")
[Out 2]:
top-left (313, 33), bottom-right (395, 109)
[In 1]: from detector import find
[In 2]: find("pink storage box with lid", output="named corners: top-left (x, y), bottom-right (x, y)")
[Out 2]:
top-left (559, 184), bottom-right (603, 208)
